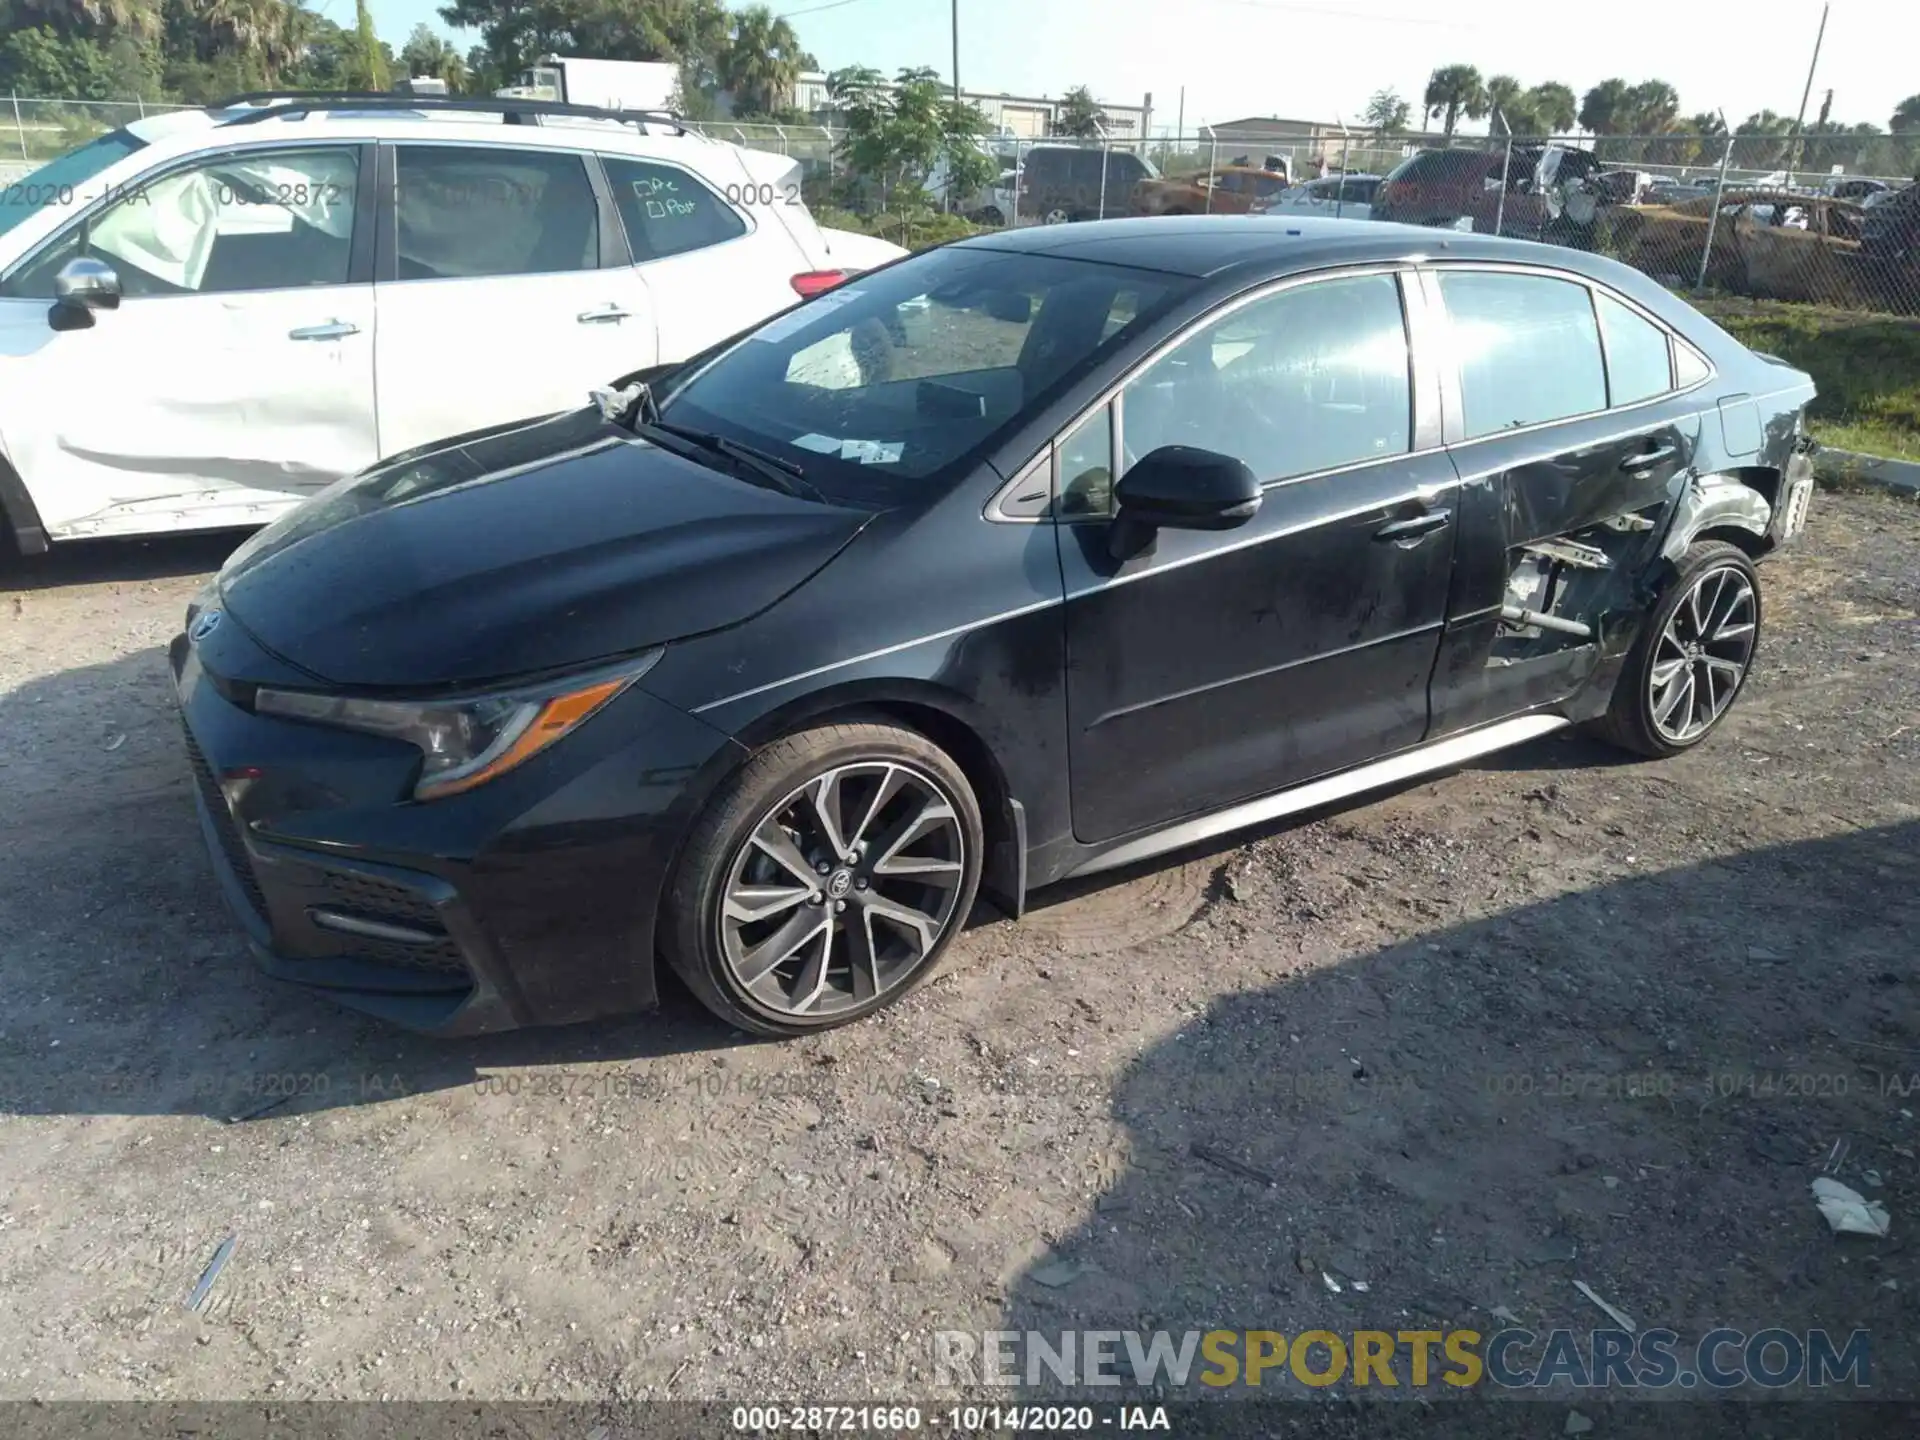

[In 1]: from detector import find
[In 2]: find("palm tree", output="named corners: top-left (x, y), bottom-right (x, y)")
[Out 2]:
top-left (1524, 82), bottom-right (1577, 136)
top-left (1577, 79), bottom-right (1633, 136)
top-left (1485, 74), bottom-right (1523, 134)
top-left (1733, 110), bottom-right (1796, 170)
top-left (1423, 63), bottom-right (1487, 138)
top-left (1678, 110), bottom-right (1727, 167)
top-left (719, 4), bottom-right (811, 119)
top-left (1624, 80), bottom-right (1680, 136)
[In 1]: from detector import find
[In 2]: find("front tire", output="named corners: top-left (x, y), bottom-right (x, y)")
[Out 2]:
top-left (664, 720), bottom-right (984, 1036)
top-left (1588, 540), bottom-right (1761, 758)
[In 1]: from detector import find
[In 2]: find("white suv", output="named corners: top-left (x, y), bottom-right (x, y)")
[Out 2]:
top-left (0, 94), bottom-right (904, 551)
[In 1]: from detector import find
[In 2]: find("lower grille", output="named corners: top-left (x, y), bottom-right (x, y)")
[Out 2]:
top-left (341, 933), bottom-right (471, 977)
top-left (182, 723), bottom-right (269, 924)
top-left (315, 872), bottom-right (470, 978)
top-left (320, 871), bottom-right (444, 929)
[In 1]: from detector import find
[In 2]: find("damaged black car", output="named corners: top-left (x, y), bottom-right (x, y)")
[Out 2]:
top-left (171, 216), bottom-right (1818, 1039)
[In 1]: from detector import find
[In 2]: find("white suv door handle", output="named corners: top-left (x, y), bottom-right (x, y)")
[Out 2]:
top-left (289, 321), bottom-right (359, 341)
top-left (577, 305), bottom-right (631, 324)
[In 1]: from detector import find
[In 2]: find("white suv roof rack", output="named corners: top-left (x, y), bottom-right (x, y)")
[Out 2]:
top-left (210, 90), bottom-right (692, 137)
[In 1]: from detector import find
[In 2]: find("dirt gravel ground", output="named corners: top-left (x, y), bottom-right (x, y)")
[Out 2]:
top-left (1, 487), bottom-right (1917, 1428)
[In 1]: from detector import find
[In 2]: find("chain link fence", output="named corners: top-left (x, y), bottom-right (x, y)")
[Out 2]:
top-left (8, 96), bottom-right (1917, 316)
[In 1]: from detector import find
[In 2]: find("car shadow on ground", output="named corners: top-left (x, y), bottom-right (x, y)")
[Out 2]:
top-left (995, 821), bottom-right (1919, 1418)
top-left (1, 529), bottom-right (252, 592)
top-left (0, 633), bottom-right (1653, 1130)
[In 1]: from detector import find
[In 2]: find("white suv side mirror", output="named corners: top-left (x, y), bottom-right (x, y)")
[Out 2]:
top-left (55, 257), bottom-right (121, 312)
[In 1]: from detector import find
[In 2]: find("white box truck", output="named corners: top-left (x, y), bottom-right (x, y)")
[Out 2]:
top-left (498, 57), bottom-right (680, 113)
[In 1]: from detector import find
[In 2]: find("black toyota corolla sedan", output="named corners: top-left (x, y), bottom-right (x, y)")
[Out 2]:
top-left (172, 217), bottom-right (1818, 1038)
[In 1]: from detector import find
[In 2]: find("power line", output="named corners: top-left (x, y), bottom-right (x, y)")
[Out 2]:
top-left (1194, 0), bottom-right (1478, 29)
top-left (778, 0), bottom-right (876, 19)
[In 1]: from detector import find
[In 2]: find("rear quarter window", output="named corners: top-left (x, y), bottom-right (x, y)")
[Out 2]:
top-left (602, 156), bottom-right (747, 262)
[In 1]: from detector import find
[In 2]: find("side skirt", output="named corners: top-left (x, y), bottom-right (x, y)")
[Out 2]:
top-left (1064, 713), bottom-right (1570, 880)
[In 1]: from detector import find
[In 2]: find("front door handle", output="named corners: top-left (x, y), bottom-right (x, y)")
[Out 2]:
top-left (1373, 509), bottom-right (1452, 544)
top-left (1621, 443), bottom-right (1679, 470)
top-left (289, 321), bottom-right (359, 341)
top-left (577, 305), bottom-right (632, 324)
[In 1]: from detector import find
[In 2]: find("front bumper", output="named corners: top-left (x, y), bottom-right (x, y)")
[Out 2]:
top-left (171, 625), bottom-right (744, 1036)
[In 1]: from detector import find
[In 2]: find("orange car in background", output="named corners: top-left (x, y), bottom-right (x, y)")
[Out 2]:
top-left (1133, 163), bottom-right (1293, 216)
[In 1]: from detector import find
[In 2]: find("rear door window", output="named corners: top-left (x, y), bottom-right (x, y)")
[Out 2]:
top-left (393, 145), bottom-right (598, 280)
top-left (1437, 269), bottom-right (1607, 438)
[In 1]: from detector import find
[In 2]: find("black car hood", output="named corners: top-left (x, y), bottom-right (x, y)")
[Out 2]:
top-left (217, 406), bottom-right (874, 690)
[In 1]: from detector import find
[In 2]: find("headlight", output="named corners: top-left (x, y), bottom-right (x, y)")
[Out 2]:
top-left (255, 651), bottom-right (662, 801)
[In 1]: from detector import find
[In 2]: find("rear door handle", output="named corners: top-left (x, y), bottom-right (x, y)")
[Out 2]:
top-left (288, 321), bottom-right (359, 341)
top-left (577, 305), bottom-right (631, 324)
top-left (1373, 509), bottom-right (1452, 543)
top-left (1621, 443), bottom-right (1679, 470)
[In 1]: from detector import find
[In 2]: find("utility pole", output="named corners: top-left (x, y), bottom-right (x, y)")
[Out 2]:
top-left (951, 0), bottom-right (962, 108)
top-left (1788, 1), bottom-right (1829, 184)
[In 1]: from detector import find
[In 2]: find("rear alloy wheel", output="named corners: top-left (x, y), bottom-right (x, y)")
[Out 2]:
top-left (666, 721), bottom-right (983, 1035)
top-left (1589, 540), bottom-right (1761, 758)
top-left (1043, 207), bottom-right (1072, 225)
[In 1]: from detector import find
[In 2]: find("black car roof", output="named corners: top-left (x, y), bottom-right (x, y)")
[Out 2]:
top-left (956, 214), bottom-right (1579, 280)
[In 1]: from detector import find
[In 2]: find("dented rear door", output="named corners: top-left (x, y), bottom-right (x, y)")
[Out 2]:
top-left (1419, 264), bottom-right (1699, 738)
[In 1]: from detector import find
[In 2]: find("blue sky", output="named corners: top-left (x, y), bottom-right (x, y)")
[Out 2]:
top-left (357, 0), bottom-right (1915, 138)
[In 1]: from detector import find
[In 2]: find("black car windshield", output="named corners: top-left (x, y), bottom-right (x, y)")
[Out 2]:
top-left (0, 128), bottom-right (147, 240)
top-left (658, 247), bottom-right (1191, 503)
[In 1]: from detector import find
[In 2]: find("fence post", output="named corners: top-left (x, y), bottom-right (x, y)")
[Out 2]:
top-left (1494, 132), bottom-right (1514, 237)
top-left (1205, 131), bottom-right (1218, 213)
top-left (136, 96), bottom-right (145, 119)
top-left (1695, 131), bottom-right (1738, 291)
top-left (1334, 134), bottom-right (1347, 217)
top-left (1097, 135), bottom-right (1110, 219)
top-left (1010, 139), bottom-right (1022, 228)
top-left (10, 92), bottom-right (26, 162)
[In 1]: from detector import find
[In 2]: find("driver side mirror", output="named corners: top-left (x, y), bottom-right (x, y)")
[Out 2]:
top-left (54, 257), bottom-right (121, 313)
top-left (1108, 445), bottom-right (1262, 560)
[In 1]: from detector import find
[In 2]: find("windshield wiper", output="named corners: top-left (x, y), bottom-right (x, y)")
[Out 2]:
top-left (634, 420), bottom-right (825, 502)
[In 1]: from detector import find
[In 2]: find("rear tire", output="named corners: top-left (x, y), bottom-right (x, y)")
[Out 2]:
top-left (1587, 540), bottom-right (1761, 759)
top-left (664, 720), bottom-right (984, 1037)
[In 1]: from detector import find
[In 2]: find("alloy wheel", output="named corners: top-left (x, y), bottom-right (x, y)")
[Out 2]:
top-left (716, 761), bottom-right (968, 1018)
top-left (1648, 564), bottom-right (1758, 744)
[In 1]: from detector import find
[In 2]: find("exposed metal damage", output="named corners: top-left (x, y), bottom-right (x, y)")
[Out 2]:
top-left (1492, 467), bottom-right (1782, 666)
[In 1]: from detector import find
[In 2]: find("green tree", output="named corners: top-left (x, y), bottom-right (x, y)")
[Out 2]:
top-left (1422, 63), bottom-right (1486, 137)
top-left (1623, 79), bottom-right (1680, 135)
top-left (1577, 78), bottom-right (1633, 135)
top-left (1674, 110), bottom-right (1727, 167)
top-left (1485, 73), bottom-right (1522, 133)
top-left (1362, 86), bottom-right (1409, 135)
top-left (350, 0), bottom-right (387, 89)
top-left (718, 4), bottom-right (810, 118)
top-left (439, 0), bottom-right (732, 97)
top-left (1051, 84), bottom-right (1105, 138)
top-left (1524, 82), bottom-right (1576, 135)
top-left (400, 23), bottom-right (466, 88)
top-left (827, 64), bottom-right (989, 211)
top-left (1732, 110), bottom-right (1796, 170)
